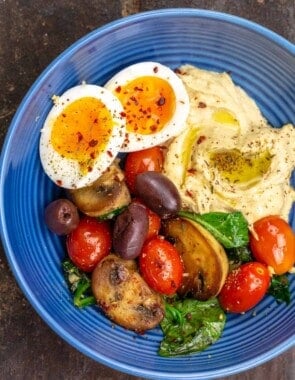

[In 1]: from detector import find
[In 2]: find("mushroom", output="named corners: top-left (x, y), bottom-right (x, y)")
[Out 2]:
top-left (92, 254), bottom-right (165, 333)
top-left (67, 161), bottom-right (131, 218)
top-left (162, 217), bottom-right (229, 301)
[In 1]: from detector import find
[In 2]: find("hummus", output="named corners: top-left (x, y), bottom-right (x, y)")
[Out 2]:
top-left (164, 65), bottom-right (295, 226)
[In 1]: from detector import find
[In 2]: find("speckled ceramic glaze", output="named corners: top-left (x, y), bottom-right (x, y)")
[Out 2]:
top-left (0, 9), bottom-right (294, 380)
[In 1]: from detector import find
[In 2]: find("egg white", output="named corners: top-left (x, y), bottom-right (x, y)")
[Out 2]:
top-left (39, 83), bottom-right (126, 189)
top-left (104, 62), bottom-right (190, 152)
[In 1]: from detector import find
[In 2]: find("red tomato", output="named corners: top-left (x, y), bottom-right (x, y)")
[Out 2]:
top-left (66, 216), bottom-right (111, 272)
top-left (218, 262), bottom-right (270, 313)
top-left (133, 198), bottom-right (161, 241)
top-left (250, 215), bottom-right (295, 275)
top-left (124, 146), bottom-right (164, 193)
top-left (145, 208), bottom-right (161, 241)
top-left (139, 236), bottom-right (183, 295)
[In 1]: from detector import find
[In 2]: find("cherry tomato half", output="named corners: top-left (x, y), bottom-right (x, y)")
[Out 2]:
top-left (250, 215), bottom-right (295, 275)
top-left (124, 146), bottom-right (164, 193)
top-left (145, 207), bottom-right (161, 241)
top-left (218, 262), bottom-right (270, 313)
top-left (66, 216), bottom-right (111, 272)
top-left (133, 198), bottom-right (161, 241)
top-left (139, 236), bottom-right (184, 295)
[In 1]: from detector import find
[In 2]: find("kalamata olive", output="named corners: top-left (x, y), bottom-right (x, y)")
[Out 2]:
top-left (113, 202), bottom-right (149, 259)
top-left (135, 171), bottom-right (181, 219)
top-left (44, 199), bottom-right (80, 235)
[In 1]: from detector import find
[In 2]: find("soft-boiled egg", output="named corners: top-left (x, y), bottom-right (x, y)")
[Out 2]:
top-left (39, 84), bottom-right (126, 189)
top-left (105, 62), bottom-right (190, 152)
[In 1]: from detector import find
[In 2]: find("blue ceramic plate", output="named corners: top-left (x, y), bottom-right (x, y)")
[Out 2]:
top-left (1, 9), bottom-right (295, 380)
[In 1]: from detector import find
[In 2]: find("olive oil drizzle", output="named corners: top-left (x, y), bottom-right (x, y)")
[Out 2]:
top-left (210, 148), bottom-right (272, 186)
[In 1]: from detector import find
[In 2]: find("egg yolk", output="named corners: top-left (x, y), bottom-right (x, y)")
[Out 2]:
top-left (51, 97), bottom-right (114, 174)
top-left (115, 76), bottom-right (176, 135)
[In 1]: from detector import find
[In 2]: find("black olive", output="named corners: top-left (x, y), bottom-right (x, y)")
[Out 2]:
top-left (135, 171), bottom-right (181, 219)
top-left (113, 202), bottom-right (149, 259)
top-left (44, 198), bottom-right (79, 235)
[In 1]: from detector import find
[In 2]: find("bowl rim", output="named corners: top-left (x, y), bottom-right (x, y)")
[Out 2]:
top-left (1, 6), bottom-right (295, 161)
top-left (1, 8), bottom-right (295, 380)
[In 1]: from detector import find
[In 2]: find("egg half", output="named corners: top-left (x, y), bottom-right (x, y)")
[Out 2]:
top-left (39, 84), bottom-right (126, 189)
top-left (105, 62), bottom-right (190, 152)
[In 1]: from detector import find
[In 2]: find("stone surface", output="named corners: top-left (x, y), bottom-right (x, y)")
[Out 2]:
top-left (0, 1), bottom-right (294, 379)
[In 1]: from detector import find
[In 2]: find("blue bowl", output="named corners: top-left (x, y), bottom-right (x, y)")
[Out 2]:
top-left (1, 9), bottom-right (294, 379)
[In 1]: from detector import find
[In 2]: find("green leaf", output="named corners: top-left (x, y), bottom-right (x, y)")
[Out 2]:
top-left (178, 210), bottom-right (249, 249)
top-left (97, 206), bottom-right (127, 220)
top-left (62, 259), bottom-right (95, 308)
top-left (159, 298), bottom-right (226, 357)
top-left (226, 245), bottom-right (253, 264)
top-left (268, 275), bottom-right (291, 304)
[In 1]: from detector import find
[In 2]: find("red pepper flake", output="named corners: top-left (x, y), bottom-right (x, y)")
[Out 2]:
top-left (154, 258), bottom-right (165, 270)
top-left (197, 135), bottom-right (206, 144)
top-left (174, 68), bottom-right (182, 74)
top-left (130, 96), bottom-right (139, 105)
top-left (171, 280), bottom-right (177, 289)
top-left (90, 152), bottom-right (95, 159)
top-left (150, 125), bottom-right (157, 132)
top-left (198, 102), bottom-right (207, 108)
top-left (62, 113), bottom-right (66, 118)
top-left (93, 118), bottom-right (98, 124)
top-left (185, 189), bottom-right (194, 198)
top-left (120, 111), bottom-right (126, 117)
top-left (115, 86), bottom-right (121, 93)
top-left (187, 168), bottom-right (197, 174)
top-left (153, 66), bottom-right (159, 73)
top-left (89, 139), bottom-right (98, 147)
top-left (88, 166), bottom-right (93, 172)
top-left (107, 150), bottom-right (113, 157)
top-left (77, 131), bottom-right (83, 142)
top-left (134, 86), bottom-right (143, 91)
top-left (156, 97), bottom-right (166, 106)
top-left (56, 180), bottom-right (63, 186)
